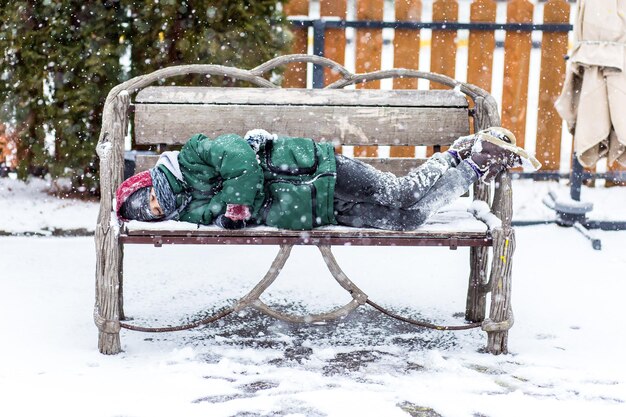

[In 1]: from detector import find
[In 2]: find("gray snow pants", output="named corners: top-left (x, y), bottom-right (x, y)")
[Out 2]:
top-left (333, 153), bottom-right (478, 231)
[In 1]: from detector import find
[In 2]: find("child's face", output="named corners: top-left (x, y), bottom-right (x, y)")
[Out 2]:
top-left (149, 187), bottom-right (164, 218)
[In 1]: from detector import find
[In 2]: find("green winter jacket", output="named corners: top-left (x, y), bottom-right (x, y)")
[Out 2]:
top-left (162, 133), bottom-right (337, 230)
top-left (256, 135), bottom-right (336, 230)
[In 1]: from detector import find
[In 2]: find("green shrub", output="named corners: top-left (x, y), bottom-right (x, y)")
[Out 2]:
top-left (0, 0), bottom-right (290, 194)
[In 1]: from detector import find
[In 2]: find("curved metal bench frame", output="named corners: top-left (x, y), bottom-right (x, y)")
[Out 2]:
top-left (95, 55), bottom-right (515, 355)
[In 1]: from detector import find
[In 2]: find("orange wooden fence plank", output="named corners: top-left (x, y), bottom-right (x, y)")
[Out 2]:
top-left (467, 0), bottom-right (496, 135)
top-left (606, 161), bottom-right (625, 186)
top-left (501, 0), bottom-right (534, 149)
top-left (355, 0), bottom-right (384, 157)
top-left (536, 0), bottom-right (569, 171)
top-left (467, 0), bottom-right (496, 92)
top-left (320, 0), bottom-right (347, 86)
top-left (356, 0), bottom-right (384, 86)
top-left (391, 0), bottom-right (422, 158)
top-left (428, 0), bottom-right (458, 155)
top-left (283, 0), bottom-right (309, 88)
top-left (431, 0), bottom-right (458, 83)
top-left (393, 0), bottom-right (421, 90)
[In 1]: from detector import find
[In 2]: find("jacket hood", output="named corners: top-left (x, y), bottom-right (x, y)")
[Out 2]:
top-left (156, 151), bottom-right (183, 182)
top-left (115, 170), bottom-right (152, 220)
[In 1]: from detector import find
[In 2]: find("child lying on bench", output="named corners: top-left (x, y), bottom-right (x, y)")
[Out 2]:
top-left (116, 127), bottom-right (538, 231)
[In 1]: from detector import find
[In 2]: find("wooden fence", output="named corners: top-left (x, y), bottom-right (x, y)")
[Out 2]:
top-left (282, 0), bottom-right (624, 184)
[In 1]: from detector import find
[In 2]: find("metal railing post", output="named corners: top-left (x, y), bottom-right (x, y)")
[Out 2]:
top-left (570, 153), bottom-right (584, 201)
top-left (312, 19), bottom-right (326, 88)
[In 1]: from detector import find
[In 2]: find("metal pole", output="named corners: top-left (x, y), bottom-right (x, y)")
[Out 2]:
top-left (570, 153), bottom-right (583, 201)
top-left (312, 19), bottom-right (326, 88)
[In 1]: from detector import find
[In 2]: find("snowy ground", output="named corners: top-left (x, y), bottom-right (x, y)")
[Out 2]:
top-left (0, 177), bottom-right (98, 235)
top-left (1, 177), bottom-right (625, 417)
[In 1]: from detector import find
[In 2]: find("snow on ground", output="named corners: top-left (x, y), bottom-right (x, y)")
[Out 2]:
top-left (0, 177), bottom-right (98, 235)
top-left (510, 178), bottom-right (626, 222)
top-left (1, 177), bottom-right (625, 417)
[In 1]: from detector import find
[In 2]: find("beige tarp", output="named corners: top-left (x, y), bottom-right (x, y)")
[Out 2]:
top-left (555, 0), bottom-right (626, 168)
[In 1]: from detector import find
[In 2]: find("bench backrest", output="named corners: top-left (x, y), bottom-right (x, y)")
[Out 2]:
top-left (132, 86), bottom-right (472, 174)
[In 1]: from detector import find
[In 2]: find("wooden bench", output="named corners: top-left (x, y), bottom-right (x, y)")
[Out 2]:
top-left (95, 55), bottom-right (515, 356)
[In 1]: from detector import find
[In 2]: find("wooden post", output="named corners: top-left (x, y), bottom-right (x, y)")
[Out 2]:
top-left (466, 235), bottom-right (489, 322)
top-left (501, 0), bottom-right (534, 149)
top-left (428, 0), bottom-right (458, 156)
top-left (485, 227), bottom-right (515, 354)
top-left (486, 172), bottom-right (515, 354)
top-left (320, 0), bottom-right (347, 86)
top-left (283, 0), bottom-right (309, 88)
top-left (354, 0), bottom-right (384, 157)
top-left (492, 173), bottom-right (514, 229)
top-left (94, 93), bottom-right (129, 354)
top-left (391, 0), bottom-right (422, 158)
top-left (536, 0), bottom-right (569, 171)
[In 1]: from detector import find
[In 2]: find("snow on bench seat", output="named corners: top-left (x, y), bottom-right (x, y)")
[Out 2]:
top-left (123, 200), bottom-right (492, 248)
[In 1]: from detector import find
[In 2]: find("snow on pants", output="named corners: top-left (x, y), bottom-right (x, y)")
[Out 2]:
top-left (333, 153), bottom-right (478, 231)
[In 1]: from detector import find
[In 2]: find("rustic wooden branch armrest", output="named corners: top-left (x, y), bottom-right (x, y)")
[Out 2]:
top-left (95, 54), bottom-right (515, 356)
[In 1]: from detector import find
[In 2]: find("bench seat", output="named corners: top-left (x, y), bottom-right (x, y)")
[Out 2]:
top-left (122, 200), bottom-right (493, 247)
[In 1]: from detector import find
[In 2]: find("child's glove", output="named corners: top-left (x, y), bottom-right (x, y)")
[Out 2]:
top-left (244, 129), bottom-right (277, 152)
top-left (215, 204), bottom-right (252, 230)
top-left (225, 204), bottom-right (251, 221)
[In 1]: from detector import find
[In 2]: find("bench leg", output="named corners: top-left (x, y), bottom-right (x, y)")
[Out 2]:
top-left (94, 225), bottom-right (123, 354)
top-left (118, 260), bottom-right (125, 321)
top-left (238, 245), bottom-right (367, 323)
top-left (94, 93), bottom-right (129, 354)
top-left (465, 246), bottom-right (489, 322)
top-left (467, 182), bottom-right (491, 322)
top-left (484, 227), bottom-right (515, 354)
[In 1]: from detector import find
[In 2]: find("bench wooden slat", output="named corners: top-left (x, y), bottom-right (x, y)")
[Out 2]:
top-left (124, 227), bottom-right (488, 239)
top-left (135, 86), bottom-right (469, 108)
top-left (134, 155), bottom-right (427, 176)
top-left (122, 226), bottom-right (491, 247)
top-left (134, 104), bottom-right (470, 146)
top-left (121, 234), bottom-right (491, 247)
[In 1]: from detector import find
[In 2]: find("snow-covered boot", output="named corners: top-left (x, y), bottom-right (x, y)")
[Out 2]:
top-left (467, 127), bottom-right (541, 183)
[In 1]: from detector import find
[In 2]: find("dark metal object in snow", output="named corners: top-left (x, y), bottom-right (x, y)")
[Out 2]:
top-left (538, 154), bottom-right (626, 251)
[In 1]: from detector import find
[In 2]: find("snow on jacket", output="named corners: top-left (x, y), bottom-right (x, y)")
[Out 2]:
top-left (161, 133), bottom-right (337, 230)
